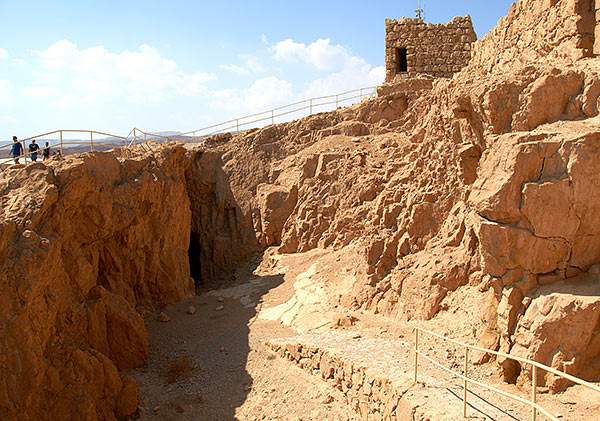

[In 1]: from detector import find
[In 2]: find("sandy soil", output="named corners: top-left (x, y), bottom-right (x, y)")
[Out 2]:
top-left (128, 252), bottom-right (360, 421)
top-left (129, 249), bottom-right (600, 420)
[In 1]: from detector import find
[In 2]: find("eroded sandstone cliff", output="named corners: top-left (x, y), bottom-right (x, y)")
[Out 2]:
top-left (2, 0), bottom-right (600, 418)
top-left (204, 0), bottom-right (600, 391)
top-left (0, 145), bottom-right (255, 419)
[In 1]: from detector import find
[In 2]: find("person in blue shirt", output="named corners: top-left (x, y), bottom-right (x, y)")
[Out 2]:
top-left (11, 136), bottom-right (23, 164)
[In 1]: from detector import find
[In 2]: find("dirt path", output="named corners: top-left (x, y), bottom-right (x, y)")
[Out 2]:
top-left (129, 254), bottom-right (360, 420)
top-left (129, 249), bottom-right (600, 420)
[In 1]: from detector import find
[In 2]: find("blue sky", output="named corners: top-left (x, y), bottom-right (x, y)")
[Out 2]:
top-left (0, 0), bottom-right (515, 140)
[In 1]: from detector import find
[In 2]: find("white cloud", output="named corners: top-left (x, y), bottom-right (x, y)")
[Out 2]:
top-left (245, 77), bottom-right (294, 109)
top-left (261, 34), bottom-right (269, 45)
top-left (23, 86), bottom-right (60, 99)
top-left (30, 40), bottom-right (216, 105)
top-left (210, 76), bottom-right (294, 116)
top-left (221, 64), bottom-right (250, 75)
top-left (241, 54), bottom-right (265, 74)
top-left (0, 48), bottom-right (7, 60)
top-left (303, 63), bottom-right (385, 98)
top-left (272, 38), bottom-right (354, 71)
top-left (0, 80), bottom-right (14, 105)
top-left (208, 37), bottom-right (384, 123)
top-left (14, 58), bottom-right (26, 66)
top-left (271, 37), bottom-right (385, 97)
top-left (221, 53), bottom-right (266, 76)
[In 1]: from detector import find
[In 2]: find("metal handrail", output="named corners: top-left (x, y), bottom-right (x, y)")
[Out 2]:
top-left (414, 327), bottom-right (600, 420)
top-left (170, 86), bottom-right (377, 141)
top-left (4, 86), bottom-right (378, 162)
top-left (127, 89), bottom-right (375, 144)
top-left (1, 129), bottom-right (126, 163)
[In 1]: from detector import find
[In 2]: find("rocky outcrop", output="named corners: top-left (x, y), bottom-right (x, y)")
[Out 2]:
top-left (471, 0), bottom-right (596, 70)
top-left (185, 149), bottom-right (259, 288)
top-left (510, 274), bottom-right (600, 391)
top-left (0, 143), bottom-right (257, 419)
top-left (0, 146), bottom-right (194, 419)
top-left (202, 0), bottom-right (600, 390)
top-left (256, 183), bottom-right (297, 247)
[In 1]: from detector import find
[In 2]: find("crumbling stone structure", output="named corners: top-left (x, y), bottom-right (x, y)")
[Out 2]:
top-left (385, 16), bottom-right (477, 82)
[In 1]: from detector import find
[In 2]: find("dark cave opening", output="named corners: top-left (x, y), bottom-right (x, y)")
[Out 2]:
top-left (188, 231), bottom-right (203, 288)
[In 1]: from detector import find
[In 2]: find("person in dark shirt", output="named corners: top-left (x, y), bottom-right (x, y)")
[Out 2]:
top-left (29, 139), bottom-right (40, 162)
top-left (42, 142), bottom-right (50, 161)
top-left (11, 136), bottom-right (23, 164)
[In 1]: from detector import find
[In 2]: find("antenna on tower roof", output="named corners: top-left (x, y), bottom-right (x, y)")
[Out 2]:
top-left (416, 0), bottom-right (424, 20)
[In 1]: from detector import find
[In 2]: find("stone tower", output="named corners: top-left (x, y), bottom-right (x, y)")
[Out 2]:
top-left (385, 15), bottom-right (477, 82)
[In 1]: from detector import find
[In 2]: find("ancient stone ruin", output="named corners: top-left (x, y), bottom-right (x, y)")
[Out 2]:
top-left (1, 0), bottom-right (600, 420)
top-left (384, 15), bottom-right (476, 81)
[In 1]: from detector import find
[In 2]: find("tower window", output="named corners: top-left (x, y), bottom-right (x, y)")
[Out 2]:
top-left (397, 48), bottom-right (408, 73)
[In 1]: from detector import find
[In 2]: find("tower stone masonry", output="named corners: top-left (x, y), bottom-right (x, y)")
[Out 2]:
top-left (385, 15), bottom-right (477, 82)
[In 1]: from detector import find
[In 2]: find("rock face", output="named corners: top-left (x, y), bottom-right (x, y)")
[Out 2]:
top-left (0, 146), bottom-right (193, 419)
top-left (471, 0), bottom-right (596, 69)
top-left (185, 149), bottom-right (258, 288)
top-left (2, 1), bottom-right (600, 416)
top-left (203, 0), bottom-right (600, 389)
top-left (510, 275), bottom-right (600, 391)
top-left (0, 144), bottom-right (254, 419)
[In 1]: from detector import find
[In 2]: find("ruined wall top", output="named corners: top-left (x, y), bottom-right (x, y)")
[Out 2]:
top-left (385, 15), bottom-right (477, 82)
top-left (470, 0), bottom-right (597, 73)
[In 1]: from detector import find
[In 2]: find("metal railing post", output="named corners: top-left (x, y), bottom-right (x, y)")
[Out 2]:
top-left (236, 120), bottom-right (239, 133)
top-left (271, 110), bottom-right (274, 125)
top-left (532, 365), bottom-right (537, 421)
top-left (22, 140), bottom-right (27, 163)
top-left (144, 132), bottom-right (146, 143)
top-left (310, 99), bottom-right (313, 115)
top-left (464, 347), bottom-right (469, 418)
top-left (414, 328), bottom-right (419, 383)
top-left (90, 132), bottom-right (94, 152)
top-left (336, 95), bottom-right (339, 109)
top-left (60, 130), bottom-right (63, 155)
top-left (193, 131), bottom-right (196, 142)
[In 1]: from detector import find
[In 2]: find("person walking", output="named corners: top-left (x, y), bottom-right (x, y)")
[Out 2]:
top-left (11, 136), bottom-right (23, 164)
top-left (29, 139), bottom-right (40, 162)
top-left (42, 142), bottom-right (50, 161)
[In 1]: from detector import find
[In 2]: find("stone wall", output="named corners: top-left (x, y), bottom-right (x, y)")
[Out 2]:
top-left (267, 339), bottom-right (416, 420)
top-left (471, 0), bottom-right (596, 72)
top-left (385, 16), bottom-right (476, 82)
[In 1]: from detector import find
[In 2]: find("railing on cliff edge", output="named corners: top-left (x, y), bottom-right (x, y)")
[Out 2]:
top-left (1, 86), bottom-right (377, 163)
top-left (0, 129), bottom-right (128, 165)
top-left (127, 86), bottom-right (376, 145)
top-left (414, 327), bottom-right (600, 421)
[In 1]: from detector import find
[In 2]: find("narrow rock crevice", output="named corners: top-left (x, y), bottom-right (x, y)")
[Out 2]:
top-left (188, 230), bottom-right (203, 288)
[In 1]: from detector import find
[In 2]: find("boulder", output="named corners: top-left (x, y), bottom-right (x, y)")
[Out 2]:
top-left (510, 276), bottom-right (600, 391)
top-left (256, 183), bottom-right (298, 247)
